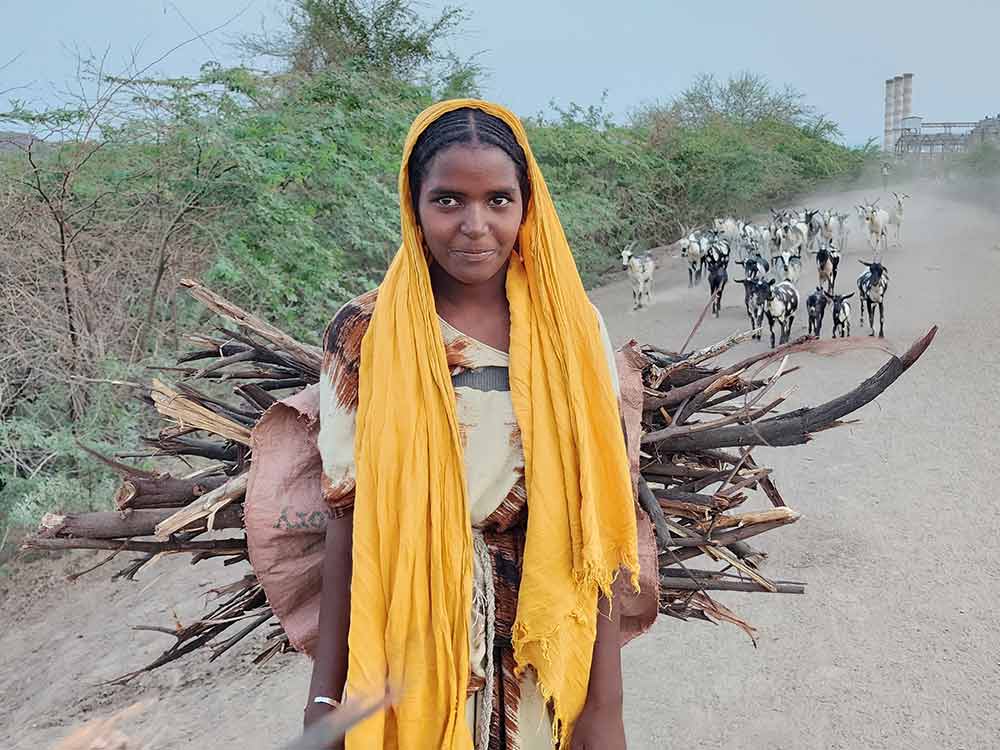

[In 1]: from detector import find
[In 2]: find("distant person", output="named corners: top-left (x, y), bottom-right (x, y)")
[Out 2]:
top-left (882, 161), bottom-right (891, 192)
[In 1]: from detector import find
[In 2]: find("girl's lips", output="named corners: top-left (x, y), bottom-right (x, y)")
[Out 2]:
top-left (452, 248), bottom-right (496, 262)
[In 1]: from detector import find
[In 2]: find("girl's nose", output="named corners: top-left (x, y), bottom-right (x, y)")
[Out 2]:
top-left (460, 205), bottom-right (487, 239)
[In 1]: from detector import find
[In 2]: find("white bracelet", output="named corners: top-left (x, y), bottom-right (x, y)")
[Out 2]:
top-left (313, 696), bottom-right (340, 708)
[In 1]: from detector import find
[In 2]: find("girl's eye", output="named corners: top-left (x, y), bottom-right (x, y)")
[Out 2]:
top-left (435, 197), bottom-right (460, 208)
top-left (489, 196), bottom-right (511, 208)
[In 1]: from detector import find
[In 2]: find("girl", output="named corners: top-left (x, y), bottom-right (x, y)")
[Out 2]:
top-left (249, 100), bottom-right (653, 750)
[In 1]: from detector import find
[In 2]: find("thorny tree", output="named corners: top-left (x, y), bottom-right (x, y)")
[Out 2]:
top-left (0, 53), bottom-right (244, 424)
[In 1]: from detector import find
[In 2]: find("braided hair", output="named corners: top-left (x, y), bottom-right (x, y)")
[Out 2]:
top-left (407, 107), bottom-right (531, 217)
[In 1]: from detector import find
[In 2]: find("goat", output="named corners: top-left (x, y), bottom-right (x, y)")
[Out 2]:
top-left (778, 216), bottom-right (809, 258)
top-left (889, 192), bottom-right (910, 246)
top-left (622, 243), bottom-right (655, 310)
top-left (739, 222), bottom-right (761, 260)
top-left (764, 280), bottom-right (799, 348)
top-left (820, 210), bottom-right (851, 251)
top-left (736, 279), bottom-right (769, 339)
top-left (678, 230), bottom-right (708, 287)
top-left (708, 232), bottom-right (732, 268)
top-left (813, 244), bottom-right (840, 294)
top-left (806, 286), bottom-right (827, 337)
top-left (819, 210), bottom-right (836, 248)
top-left (825, 291), bottom-right (854, 338)
top-left (706, 254), bottom-right (728, 317)
top-left (714, 216), bottom-right (742, 253)
top-left (803, 209), bottom-right (823, 251)
top-left (835, 211), bottom-right (851, 251)
top-left (863, 199), bottom-right (889, 255)
top-left (736, 253), bottom-right (769, 283)
top-left (855, 204), bottom-right (869, 242)
top-left (857, 260), bottom-right (889, 337)
top-left (773, 250), bottom-right (802, 285)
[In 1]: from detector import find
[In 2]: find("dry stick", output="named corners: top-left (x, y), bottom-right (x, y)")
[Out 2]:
top-left (154, 365), bottom-right (303, 380)
top-left (664, 329), bottom-right (757, 377)
top-left (213, 326), bottom-right (317, 375)
top-left (176, 341), bottom-right (250, 364)
top-left (66, 548), bottom-right (123, 582)
top-left (637, 475), bottom-right (672, 550)
top-left (236, 383), bottom-right (278, 411)
top-left (668, 513), bottom-right (801, 564)
top-left (138, 435), bottom-right (239, 462)
top-left (173, 381), bottom-right (260, 422)
top-left (114, 473), bottom-right (228, 510)
top-left (23, 537), bottom-right (246, 554)
top-left (76, 443), bottom-right (160, 479)
top-left (664, 515), bottom-right (778, 592)
top-left (643, 356), bottom-right (789, 445)
top-left (698, 367), bottom-right (801, 411)
top-left (154, 472), bottom-right (249, 539)
top-left (284, 690), bottom-right (395, 750)
top-left (209, 611), bottom-right (273, 661)
top-left (678, 292), bottom-right (718, 355)
top-left (189, 348), bottom-right (258, 379)
top-left (659, 327), bottom-right (937, 451)
top-left (650, 329), bottom-right (753, 389)
top-left (150, 378), bottom-right (253, 446)
top-left (37, 505), bottom-right (244, 540)
top-left (644, 334), bottom-right (811, 412)
top-left (745, 453), bottom-right (786, 508)
top-left (659, 576), bottom-right (804, 594)
top-left (715, 468), bottom-right (772, 499)
top-left (180, 278), bottom-right (322, 372)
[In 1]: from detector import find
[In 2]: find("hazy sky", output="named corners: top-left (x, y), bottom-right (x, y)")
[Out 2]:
top-left (2, 0), bottom-right (997, 145)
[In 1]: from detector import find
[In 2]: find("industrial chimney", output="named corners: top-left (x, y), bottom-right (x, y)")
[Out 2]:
top-left (884, 78), bottom-right (896, 151)
top-left (883, 72), bottom-right (915, 152)
top-left (902, 73), bottom-right (914, 120)
top-left (892, 74), bottom-right (904, 147)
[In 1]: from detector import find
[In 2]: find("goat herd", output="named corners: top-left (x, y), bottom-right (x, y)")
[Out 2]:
top-left (621, 192), bottom-right (910, 348)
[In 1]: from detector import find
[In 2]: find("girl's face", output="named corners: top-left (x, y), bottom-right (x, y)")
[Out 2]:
top-left (416, 143), bottom-right (525, 288)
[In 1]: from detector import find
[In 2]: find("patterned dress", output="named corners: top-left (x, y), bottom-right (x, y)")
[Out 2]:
top-left (317, 290), bottom-right (620, 750)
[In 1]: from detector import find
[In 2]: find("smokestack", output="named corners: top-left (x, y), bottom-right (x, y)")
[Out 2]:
top-left (884, 78), bottom-right (895, 151)
top-left (902, 73), bottom-right (914, 119)
top-left (892, 74), bottom-right (904, 146)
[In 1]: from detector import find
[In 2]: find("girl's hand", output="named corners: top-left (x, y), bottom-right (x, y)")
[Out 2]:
top-left (302, 702), bottom-right (344, 750)
top-left (570, 695), bottom-right (626, 750)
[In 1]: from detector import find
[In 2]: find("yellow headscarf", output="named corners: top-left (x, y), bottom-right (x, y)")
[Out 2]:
top-left (346, 99), bottom-right (638, 748)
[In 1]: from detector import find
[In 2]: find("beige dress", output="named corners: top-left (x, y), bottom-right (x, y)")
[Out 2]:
top-left (316, 290), bottom-right (619, 750)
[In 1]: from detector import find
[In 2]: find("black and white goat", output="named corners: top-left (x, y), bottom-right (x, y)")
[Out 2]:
top-left (806, 286), bottom-right (827, 337)
top-left (825, 291), bottom-right (853, 338)
top-left (764, 280), bottom-right (799, 348)
top-left (736, 253), bottom-right (769, 283)
top-left (736, 279), bottom-right (769, 339)
top-left (889, 191), bottom-right (910, 246)
top-left (812, 244), bottom-right (840, 294)
top-left (713, 217), bottom-right (742, 256)
top-left (705, 244), bottom-right (729, 317)
top-left (773, 250), bottom-right (802, 285)
top-left (621, 243), bottom-right (655, 310)
top-left (857, 260), bottom-right (889, 337)
top-left (678, 230), bottom-right (708, 287)
top-left (708, 232), bottom-right (732, 268)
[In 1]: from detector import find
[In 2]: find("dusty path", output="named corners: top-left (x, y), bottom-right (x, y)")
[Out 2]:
top-left (3, 183), bottom-right (999, 749)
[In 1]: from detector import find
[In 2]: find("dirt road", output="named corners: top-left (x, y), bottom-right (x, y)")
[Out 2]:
top-left (2, 183), bottom-right (998, 749)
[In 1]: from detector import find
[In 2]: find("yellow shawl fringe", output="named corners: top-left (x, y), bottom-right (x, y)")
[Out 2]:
top-left (345, 99), bottom-right (639, 749)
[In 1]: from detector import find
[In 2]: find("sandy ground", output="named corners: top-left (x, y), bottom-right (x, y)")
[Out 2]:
top-left (2, 182), bottom-right (999, 749)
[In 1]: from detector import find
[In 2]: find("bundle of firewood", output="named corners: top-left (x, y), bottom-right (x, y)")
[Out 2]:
top-left (22, 279), bottom-right (936, 678)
